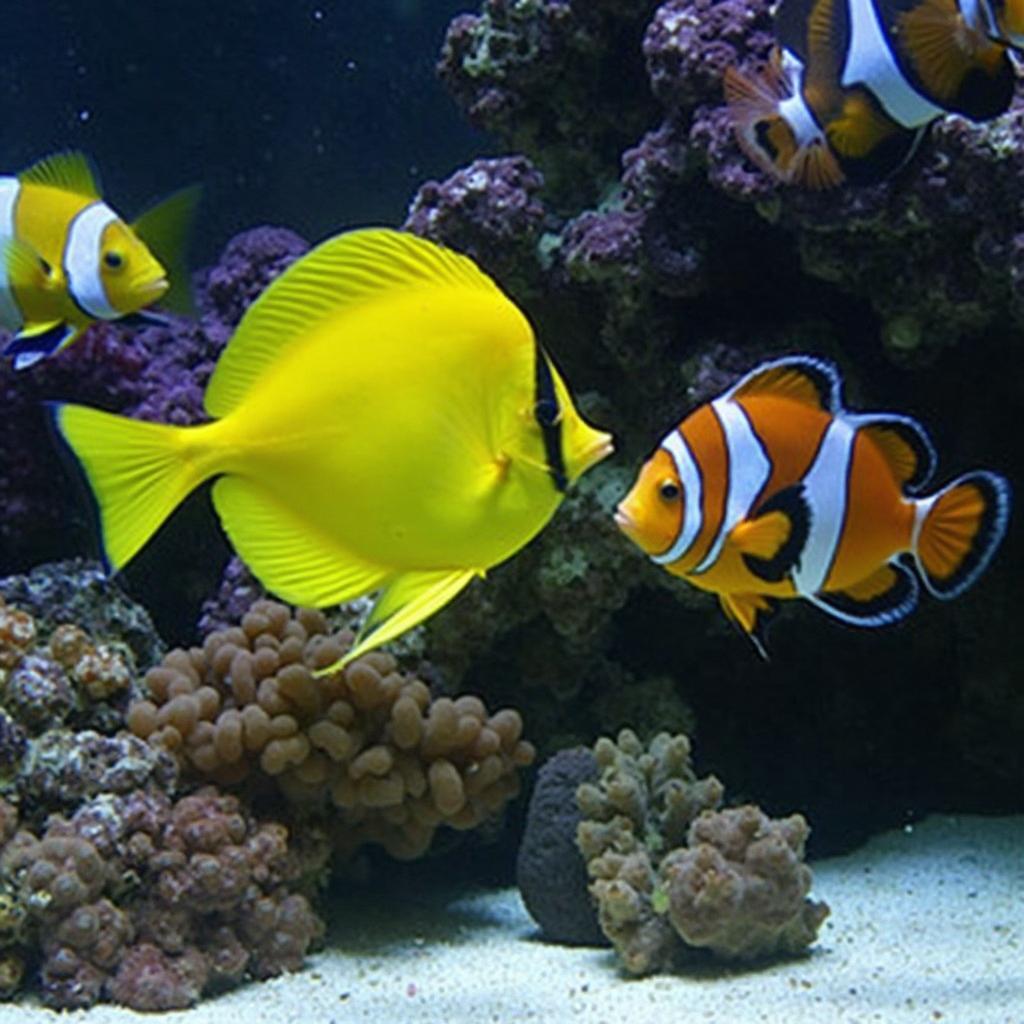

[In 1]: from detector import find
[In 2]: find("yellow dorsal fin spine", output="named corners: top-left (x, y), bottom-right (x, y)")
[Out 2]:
top-left (19, 151), bottom-right (101, 198)
top-left (204, 228), bottom-right (504, 418)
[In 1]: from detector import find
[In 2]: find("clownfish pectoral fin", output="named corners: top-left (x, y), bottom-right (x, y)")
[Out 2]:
top-left (718, 592), bottom-right (778, 660)
top-left (1, 236), bottom-right (52, 291)
top-left (913, 471), bottom-right (1011, 599)
top-left (19, 150), bottom-right (101, 199)
top-left (808, 560), bottom-right (920, 626)
top-left (726, 354), bottom-right (843, 412)
top-left (733, 484), bottom-right (813, 583)
top-left (848, 412), bottom-right (937, 494)
top-left (4, 323), bottom-right (77, 370)
top-left (316, 567), bottom-right (479, 674)
top-left (133, 184), bottom-right (203, 317)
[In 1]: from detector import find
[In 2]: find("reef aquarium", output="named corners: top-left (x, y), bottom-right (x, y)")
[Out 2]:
top-left (0, 1), bottom-right (1021, 1021)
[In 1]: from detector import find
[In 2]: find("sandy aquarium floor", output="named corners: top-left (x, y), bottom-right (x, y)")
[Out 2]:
top-left (1, 813), bottom-right (1021, 1024)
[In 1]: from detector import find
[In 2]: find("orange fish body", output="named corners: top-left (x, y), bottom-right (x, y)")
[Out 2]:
top-left (615, 355), bottom-right (1010, 654)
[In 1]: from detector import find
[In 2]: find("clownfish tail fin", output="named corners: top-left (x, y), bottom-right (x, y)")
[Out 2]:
top-left (913, 471), bottom-right (1011, 599)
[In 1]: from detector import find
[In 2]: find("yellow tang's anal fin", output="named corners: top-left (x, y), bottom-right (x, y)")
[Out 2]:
top-left (212, 475), bottom-right (390, 609)
top-left (19, 150), bottom-right (101, 198)
top-left (316, 568), bottom-right (478, 675)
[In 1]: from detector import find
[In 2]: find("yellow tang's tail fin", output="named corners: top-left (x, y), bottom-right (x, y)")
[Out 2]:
top-left (50, 402), bottom-right (204, 573)
top-left (913, 470), bottom-right (1011, 600)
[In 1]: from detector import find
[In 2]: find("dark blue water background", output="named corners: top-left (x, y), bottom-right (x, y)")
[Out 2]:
top-left (1, 1), bottom-right (485, 261)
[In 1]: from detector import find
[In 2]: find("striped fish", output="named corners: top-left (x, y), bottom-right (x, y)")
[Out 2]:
top-left (0, 151), bottom-right (198, 370)
top-left (615, 355), bottom-right (1011, 655)
top-left (724, 0), bottom-right (1021, 187)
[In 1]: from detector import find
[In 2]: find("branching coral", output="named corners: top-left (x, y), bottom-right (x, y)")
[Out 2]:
top-left (128, 600), bottom-right (536, 860)
top-left (575, 729), bottom-right (827, 973)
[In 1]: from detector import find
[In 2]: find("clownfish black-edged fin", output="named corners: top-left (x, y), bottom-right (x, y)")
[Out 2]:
top-left (839, 124), bottom-right (926, 184)
top-left (4, 324), bottom-right (76, 371)
top-left (913, 470), bottom-right (1011, 599)
top-left (879, 0), bottom-right (1015, 119)
top-left (735, 484), bottom-right (813, 583)
top-left (727, 354), bottom-right (843, 412)
top-left (848, 412), bottom-right (937, 494)
top-left (718, 592), bottom-right (779, 660)
top-left (18, 150), bottom-right (101, 199)
top-left (808, 560), bottom-right (920, 626)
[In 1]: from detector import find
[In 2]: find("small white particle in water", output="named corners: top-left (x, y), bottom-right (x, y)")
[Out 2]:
top-left (312, 8), bottom-right (324, 20)
top-left (78, 109), bottom-right (91, 122)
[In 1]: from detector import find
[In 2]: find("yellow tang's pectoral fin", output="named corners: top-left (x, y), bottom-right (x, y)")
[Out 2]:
top-left (718, 592), bottom-right (778, 660)
top-left (317, 568), bottom-right (480, 675)
top-left (212, 475), bottom-right (391, 609)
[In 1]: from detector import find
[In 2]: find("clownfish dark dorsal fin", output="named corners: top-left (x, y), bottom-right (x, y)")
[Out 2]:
top-left (848, 412), bottom-right (937, 494)
top-left (204, 228), bottom-right (503, 418)
top-left (734, 484), bottom-right (813, 582)
top-left (726, 354), bottom-right (843, 412)
top-left (19, 151), bottom-right (101, 199)
top-left (718, 592), bottom-right (779, 660)
top-left (808, 560), bottom-right (920, 626)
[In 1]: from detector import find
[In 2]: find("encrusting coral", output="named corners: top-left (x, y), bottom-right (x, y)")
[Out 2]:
top-left (0, 787), bottom-right (323, 1010)
top-left (576, 729), bottom-right (828, 973)
top-left (128, 600), bottom-right (536, 860)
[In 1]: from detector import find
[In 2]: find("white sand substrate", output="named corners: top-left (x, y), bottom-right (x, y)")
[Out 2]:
top-left (1, 813), bottom-right (1021, 1024)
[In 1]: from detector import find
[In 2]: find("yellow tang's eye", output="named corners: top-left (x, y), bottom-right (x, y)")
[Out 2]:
top-left (659, 479), bottom-right (681, 502)
top-left (103, 250), bottom-right (125, 271)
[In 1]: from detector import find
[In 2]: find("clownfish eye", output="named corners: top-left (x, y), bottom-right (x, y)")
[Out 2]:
top-left (659, 480), bottom-right (681, 501)
top-left (104, 251), bottom-right (124, 270)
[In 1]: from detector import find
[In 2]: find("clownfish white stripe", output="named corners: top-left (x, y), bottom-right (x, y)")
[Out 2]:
top-left (842, 0), bottom-right (945, 128)
top-left (793, 417), bottom-right (855, 595)
top-left (653, 428), bottom-right (704, 566)
top-left (694, 398), bottom-right (772, 575)
top-left (64, 201), bottom-right (120, 321)
top-left (778, 53), bottom-right (825, 148)
top-left (0, 177), bottom-right (24, 331)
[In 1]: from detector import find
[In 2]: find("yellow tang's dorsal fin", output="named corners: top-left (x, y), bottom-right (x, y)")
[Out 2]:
top-left (204, 228), bottom-right (504, 418)
top-left (727, 354), bottom-right (843, 412)
top-left (19, 151), bottom-right (101, 199)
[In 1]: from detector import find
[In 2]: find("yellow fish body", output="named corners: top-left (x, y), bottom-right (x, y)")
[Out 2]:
top-left (53, 228), bottom-right (613, 666)
top-left (1, 151), bottom-right (199, 369)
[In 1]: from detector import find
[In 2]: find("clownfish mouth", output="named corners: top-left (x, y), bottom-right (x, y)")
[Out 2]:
top-left (613, 505), bottom-right (636, 535)
top-left (137, 277), bottom-right (170, 305)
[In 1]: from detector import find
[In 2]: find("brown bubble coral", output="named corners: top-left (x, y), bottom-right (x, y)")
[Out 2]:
top-left (128, 600), bottom-right (536, 859)
top-left (576, 729), bottom-right (828, 974)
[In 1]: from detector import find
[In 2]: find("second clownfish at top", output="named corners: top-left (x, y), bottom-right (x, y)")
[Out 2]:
top-left (724, 0), bottom-right (1024, 187)
top-left (615, 355), bottom-right (1010, 656)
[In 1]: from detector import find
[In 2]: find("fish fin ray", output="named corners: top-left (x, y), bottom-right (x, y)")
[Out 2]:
top-left (19, 150), bottom-right (101, 198)
top-left (211, 476), bottom-right (390, 608)
top-left (5, 324), bottom-right (78, 368)
top-left (49, 403), bottom-right (199, 572)
top-left (322, 568), bottom-right (478, 672)
top-left (1, 236), bottom-right (50, 290)
top-left (204, 228), bottom-right (503, 418)
top-left (825, 89), bottom-right (900, 159)
top-left (847, 412), bottom-right (937, 493)
top-left (718, 592), bottom-right (776, 660)
top-left (808, 560), bottom-right (919, 625)
top-left (738, 484), bottom-right (812, 582)
top-left (891, 0), bottom-right (978, 101)
top-left (133, 185), bottom-right (202, 316)
top-left (727, 354), bottom-right (843, 412)
top-left (914, 471), bottom-right (1010, 599)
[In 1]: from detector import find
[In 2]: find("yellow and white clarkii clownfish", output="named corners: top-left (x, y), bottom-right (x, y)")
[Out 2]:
top-left (0, 151), bottom-right (199, 369)
top-left (724, 0), bottom-right (1022, 188)
top-left (615, 355), bottom-right (1010, 656)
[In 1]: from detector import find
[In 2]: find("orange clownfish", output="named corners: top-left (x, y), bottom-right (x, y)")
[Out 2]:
top-left (615, 355), bottom-right (1011, 656)
top-left (724, 0), bottom-right (1022, 188)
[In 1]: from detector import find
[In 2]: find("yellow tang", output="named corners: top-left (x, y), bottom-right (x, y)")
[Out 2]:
top-left (53, 228), bottom-right (614, 668)
top-left (1, 150), bottom-right (199, 369)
